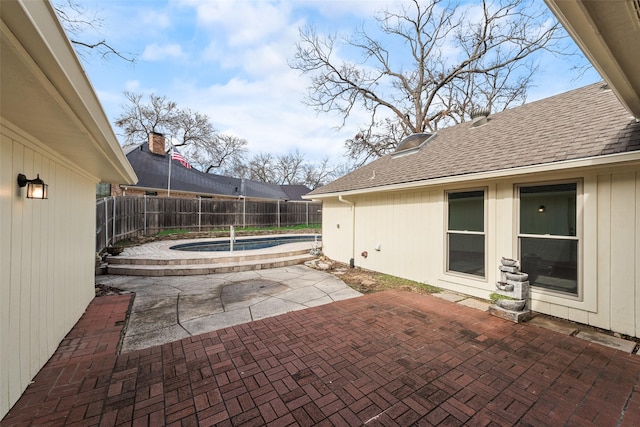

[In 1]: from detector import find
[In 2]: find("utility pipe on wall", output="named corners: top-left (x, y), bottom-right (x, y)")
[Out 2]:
top-left (338, 195), bottom-right (355, 267)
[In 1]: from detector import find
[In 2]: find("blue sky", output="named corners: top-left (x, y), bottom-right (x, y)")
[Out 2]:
top-left (70, 0), bottom-right (601, 163)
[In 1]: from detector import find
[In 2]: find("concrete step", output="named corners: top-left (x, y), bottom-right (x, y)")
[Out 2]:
top-left (107, 248), bottom-right (310, 266)
top-left (106, 253), bottom-right (315, 276)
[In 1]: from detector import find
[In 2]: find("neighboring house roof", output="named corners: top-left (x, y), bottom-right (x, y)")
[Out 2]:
top-left (123, 144), bottom-right (311, 201)
top-left (281, 185), bottom-right (315, 201)
top-left (308, 83), bottom-right (640, 197)
top-left (0, 0), bottom-right (137, 185)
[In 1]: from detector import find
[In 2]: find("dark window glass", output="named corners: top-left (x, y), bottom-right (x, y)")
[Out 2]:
top-left (448, 190), bottom-right (484, 232)
top-left (448, 233), bottom-right (485, 277)
top-left (520, 183), bottom-right (576, 236)
top-left (520, 238), bottom-right (578, 294)
top-left (519, 183), bottom-right (578, 295)
top-left (447, 190), bottom-right (485, 277)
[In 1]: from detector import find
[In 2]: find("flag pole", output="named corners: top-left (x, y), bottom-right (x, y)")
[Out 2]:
top-left (167, 141), bottom-right (172, 197)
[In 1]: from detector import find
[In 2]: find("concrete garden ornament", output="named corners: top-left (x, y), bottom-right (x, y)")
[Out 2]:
top-left (488, 257), bottom-right (531, 322)
top-left (310, 237), bottom-right (322, 256)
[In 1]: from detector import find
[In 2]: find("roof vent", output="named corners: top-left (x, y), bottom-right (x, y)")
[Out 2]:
top-left (470, 107), bottom-right (490, 127)
top-left (393, 133), bottom-right (434, 156)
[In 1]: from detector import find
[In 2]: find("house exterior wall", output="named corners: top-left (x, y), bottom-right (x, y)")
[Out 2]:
top-left (0, 123), bottom-right (96, 417)
top-left (320, 165), bottom-right (640, 338)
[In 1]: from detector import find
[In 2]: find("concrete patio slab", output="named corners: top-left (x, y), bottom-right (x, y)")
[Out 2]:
top-left (121, 324), bottom-right (190, 352)
top-left (250, 298), bottom-right (307, 320)
top-left (458, 297), bottom-right (491, 311)
top-left (177, 293), bottom-right (224, 322)
top-left (575, 330), bottom-right (638, 353)
top-left (181, 309), bottom-right (253, 336)
top-left (528, 314), bottom-right (579, 335)
top-left (96, 265), bottom-right (363, 352)
top-left (432, 291), bottom-right (466, 302)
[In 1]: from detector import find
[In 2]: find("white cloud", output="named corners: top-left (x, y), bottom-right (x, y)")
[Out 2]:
top-left (180, 0), bottom-right (290, 47)
top-left (140, 10), bottom-right (171, 30)
top-left (169, 68), bottom-right (362, 160)
top-left (142, 43), bottom-right (185, 61)
top-left (296, 0), bottom-right (395, 19)
top-left (125, 80), bottom-right (140, 91)
top-left (76, 0), bottom-right (598, 166)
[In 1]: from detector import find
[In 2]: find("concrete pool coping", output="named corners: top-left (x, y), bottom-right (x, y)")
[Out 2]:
top-left (105, 233), bottom-right (322, 275)
top-left (111, 233), bottom-right (322, 262)
top-left (169, 234), bottom-right (322, 251)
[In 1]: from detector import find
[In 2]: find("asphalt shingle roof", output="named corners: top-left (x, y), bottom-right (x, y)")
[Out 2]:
top-left (308, 83), bottom-right (640, 196)
top-left (124, 145), bottom-right (311, 201)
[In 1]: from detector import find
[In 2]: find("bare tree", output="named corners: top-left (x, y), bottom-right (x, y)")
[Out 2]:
top-left (184, 134), bottom-right (248, 173)
top-left (273, 150), bottom-right (306, 185)
top-left (291, 0), bottom-right (564, 165)
top-left (53, 0), bottom-right (135, 62)
top-left (247, 153), bottom-right (277, 183)
top-left (302, 157), bottom-right (338, 189)
top-left (115, 92), bottom-right (179, 144)
top-left (246, 150), bottom-right (340, 189)
top-left (115, 92), bottom-right (246, 173)
top-left (170, 108), bottom-right (216, 148)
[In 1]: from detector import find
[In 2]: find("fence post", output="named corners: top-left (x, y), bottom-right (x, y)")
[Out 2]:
top-left (306, 201), bottom-right (309, 226)
top-left (242, 196), bottom-right (246, 229)
top-left (198, 196), bottom-right (202, 232)
top-left (105, 197), bottom-right (109, 246)
top-left (277, 199), bottom-right (280, 228)
top-left (144, 195), bottom-right (147, 235)
top-left (112, 196), bottom-right (116, 243)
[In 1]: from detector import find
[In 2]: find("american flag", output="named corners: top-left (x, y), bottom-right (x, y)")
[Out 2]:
top-left (171, 148), bottom-right (192, 169)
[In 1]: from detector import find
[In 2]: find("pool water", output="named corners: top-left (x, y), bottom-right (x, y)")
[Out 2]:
top-left (170, 235), bottom-right (321, 252)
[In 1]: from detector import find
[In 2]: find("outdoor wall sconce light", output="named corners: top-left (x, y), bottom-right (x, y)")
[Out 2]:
top-left (17, 174), bottom-right (48, 199)
top-left (538, 205), bottom-right (545, 213)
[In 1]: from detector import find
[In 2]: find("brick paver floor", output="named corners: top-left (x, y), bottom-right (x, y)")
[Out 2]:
top-left (2, 290), bottom-right (640, 426)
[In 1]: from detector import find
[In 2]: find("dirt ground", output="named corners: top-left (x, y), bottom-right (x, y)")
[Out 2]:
top-left (323, 260), bottom-right (439, 295)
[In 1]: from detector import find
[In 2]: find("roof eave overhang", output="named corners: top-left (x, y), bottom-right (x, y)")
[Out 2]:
top-left (544, 0), bottom-right (640, 120)
top-left (304, 151), bottom-right (640, 199)
top-left (0, 0), bottom-right (137, 184)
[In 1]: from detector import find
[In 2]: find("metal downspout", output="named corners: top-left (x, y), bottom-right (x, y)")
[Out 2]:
top-left (338, 195), bottom-right (355, 267)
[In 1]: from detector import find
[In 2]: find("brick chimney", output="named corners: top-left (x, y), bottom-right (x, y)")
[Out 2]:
top-left (148, 132), bottom-right (166, 155)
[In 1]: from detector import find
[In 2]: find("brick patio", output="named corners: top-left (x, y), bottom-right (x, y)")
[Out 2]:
top-left (2, 290), bottom-right (640, 426)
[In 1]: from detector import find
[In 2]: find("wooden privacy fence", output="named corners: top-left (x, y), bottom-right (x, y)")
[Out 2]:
top-left (96, 196), bottom-right (322, 252)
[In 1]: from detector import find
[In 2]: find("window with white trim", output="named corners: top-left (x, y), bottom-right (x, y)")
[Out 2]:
top-left (447, 190), bottom-right (485, 277)
top-left (518, 182), bottom-right (579, 296)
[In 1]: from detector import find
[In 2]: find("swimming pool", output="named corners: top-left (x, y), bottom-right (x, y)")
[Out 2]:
top-left (169, 234), bottom-right (321, 252)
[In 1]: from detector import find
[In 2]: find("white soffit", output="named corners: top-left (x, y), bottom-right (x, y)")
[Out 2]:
top-left (0, 0), bottom-right (137, 184)
top-left (545, 0), bottom-right (640, 119)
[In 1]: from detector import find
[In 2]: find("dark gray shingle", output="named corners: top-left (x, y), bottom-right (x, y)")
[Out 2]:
top-left (309, 83), bottom-right (640, 196)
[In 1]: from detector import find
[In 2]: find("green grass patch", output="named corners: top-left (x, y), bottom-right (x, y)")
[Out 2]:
top-left (155, 229), bottom-right (190, 237)
top-left (239, 224), bottom-right (321, 231)
top-left (377, 274), bottom-right (440, 293)
top-left (489, 292), bottom-right (518, 302)
top-left (154, 225), bottom-right (321, 236)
